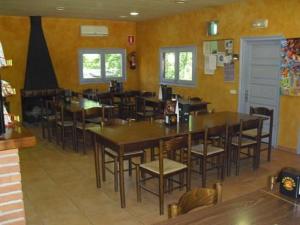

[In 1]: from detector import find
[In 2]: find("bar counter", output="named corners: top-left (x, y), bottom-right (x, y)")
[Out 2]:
top-left (0, 126), bottom-right (36, 225)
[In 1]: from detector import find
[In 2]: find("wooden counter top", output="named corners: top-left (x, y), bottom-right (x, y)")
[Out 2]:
top-left (0, 126), bottom-right (36, 151)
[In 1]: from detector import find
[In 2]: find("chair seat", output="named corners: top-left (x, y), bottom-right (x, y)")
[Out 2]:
top-left (57, 120), bottom-right (73, 127)
top-left (104, 148), bottom-right (144, 157)
top-left (191, 144), bottom-right (224, 156)
top-left (145, 106), bottom-right (155, 111)
top-left (76, 122), bottom-right (99, 129)
top-left (136, 111), bottom-right (155, 118)
top-left (242, 129), bottom-right (269, 138)
top-left (42, 114), bottom-right (59, 121)
top-left (231, 137), bottom-right (257, 147)
top-left (85, 117), bottom-right (103, 124)
top-left (140, 158), bottom-right (187, 175)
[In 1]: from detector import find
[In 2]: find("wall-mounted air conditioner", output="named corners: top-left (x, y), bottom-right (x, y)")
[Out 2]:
top-left (80, 25), bottom-right (109, 37)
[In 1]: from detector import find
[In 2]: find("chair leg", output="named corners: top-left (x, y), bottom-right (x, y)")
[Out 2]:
top-left (159, 176), bottom-right (164, 215)
top-left (128, 158), bottom-right (132, 176)
top-left (202, 158), bottom-right (207, 187)
top-left (62, 126), bottom-right (65, 149)
top-left (267, 138), bottom-right (272, 162)
top-left (221, 154), bottom-right (226, 180)
top-left (185, 170), bottom-right (189, 192)
top-left (47, 121), bottom-right (51, 142)
top-left (114, 157), bottom-right (118, 192)
top-left (41, 120), bottom-right (46, 139)
top-left (236, 149), bottom-right (240, 176)
top-left (56, 126), bottom-right (59, 145)
top-left (101, 146), bottom-right (106, 182)
top-left (151, 148), bottom-right (155, 161)
top-left (136, 165), bottom-right (141, 202)
top-left (82, 130), bottom-right (86, 154)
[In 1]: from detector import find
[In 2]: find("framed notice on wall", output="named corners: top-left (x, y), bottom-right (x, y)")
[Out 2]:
top-left (280, 38), bottom-right (300, 96)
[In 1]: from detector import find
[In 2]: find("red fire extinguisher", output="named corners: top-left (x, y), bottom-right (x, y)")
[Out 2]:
top-left (128, 51), bottom-right (137, 70)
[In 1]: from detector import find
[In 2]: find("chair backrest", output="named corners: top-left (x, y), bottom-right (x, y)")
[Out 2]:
top-left (135, 96), bottom-right (146, 114)
top-left (159, 135), bottom-right (190, 166)
top-left (250, 106), bottom-right (274, 135)
top-left (189, 97), bottom-right (202, 102)
top-left (168, 182), bottom-right (222, 218)
top-left (202, 124), bottom-right (229, 156)
top-left (101, 118), bottom-right (128, 127)
top-left (75, 107), bottom-right (103, 126)
top-left (238, 118), bottom-right (263, 144)
top-left (54, 102), bottom-right (70, 126)
top-left (161, 135), bottom-right (188, 155)
top-left (97, 93), bottom-right (113, 105)
top-left (141, 91), bottom-right (155, 97)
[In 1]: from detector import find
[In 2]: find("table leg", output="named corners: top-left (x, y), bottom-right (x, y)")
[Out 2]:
top-left (119, 145), bottom-right (126, 208)
top-left (93, 137), bottom-right (101, 188)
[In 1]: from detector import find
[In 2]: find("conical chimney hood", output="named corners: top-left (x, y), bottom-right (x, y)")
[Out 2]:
top-left (24, 16), bottom-right (58, 90)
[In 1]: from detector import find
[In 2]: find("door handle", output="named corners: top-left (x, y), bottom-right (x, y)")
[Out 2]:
top-left (245, 90), bottom-right (249, 102)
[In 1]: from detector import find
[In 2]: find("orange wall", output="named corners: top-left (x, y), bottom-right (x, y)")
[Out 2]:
top-left (0, 16), bottom-right (138, 119)
top-left (136, 0), bottom-right (300, 150)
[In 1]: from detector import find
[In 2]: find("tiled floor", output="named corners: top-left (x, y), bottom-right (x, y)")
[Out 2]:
top-left (20, 128), bottom-right (300, 225)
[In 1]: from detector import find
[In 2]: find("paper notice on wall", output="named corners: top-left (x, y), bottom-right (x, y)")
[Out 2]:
top-left (204, 54), bottom-right (216, 75)
top-left (217, 52), bottom-right (225, 67)
top-left (0, 42), bottom-right (6, 68)
top-left (225, 39), bottom-right (233, 54)
top-left (224, 63), bottom-right (234, 82)
top-left (203, 41), bottom-right (218, 55)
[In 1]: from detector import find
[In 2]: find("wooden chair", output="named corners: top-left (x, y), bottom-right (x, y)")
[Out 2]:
top-left (135, 96), bottom-right (155, 121)
top-left (97, 92), bottom-right (115, 119)
top-left (191, 124), bottom-right (229, 187)
top-left (168, 182), bottom-right (222, 218)
top-left (136, 134), bottom-right (191, 215)
top-left (74, 107), bottom-right (102, 153)
top-left (101, 119), bottom-right (145, 192)
top-left (122, 91), bottom-right (140, 119)
top-left (242, 106), bottom-right (274, 161)
top-left (41, 98), bottom-right (56, 141)
top-left (230, 118), bottom-right (263, 176)
top-left (54, 103), bottom-right (75, 149)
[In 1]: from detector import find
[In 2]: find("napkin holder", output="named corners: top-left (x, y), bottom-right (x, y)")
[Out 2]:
top-left (165, 113), bottom-right (177, 126)
top-left (278, 167), bottom-right (300, 199)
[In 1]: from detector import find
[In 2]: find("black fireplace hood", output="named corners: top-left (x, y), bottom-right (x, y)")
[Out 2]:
top-left (24, 16), bottom-right (58, 90)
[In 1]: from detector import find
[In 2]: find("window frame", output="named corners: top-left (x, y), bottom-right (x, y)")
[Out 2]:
top-left (78, 48), bottom-right (126, 84)
top-left (160, 46), bottom-right (197, 87)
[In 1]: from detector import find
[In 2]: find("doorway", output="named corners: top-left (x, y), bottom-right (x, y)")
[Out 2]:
top-left (238, 36), bottom-right (283, 146)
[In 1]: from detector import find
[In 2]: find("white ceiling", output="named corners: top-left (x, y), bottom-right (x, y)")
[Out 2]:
top-left (0, 0), bottom-right (238, 21)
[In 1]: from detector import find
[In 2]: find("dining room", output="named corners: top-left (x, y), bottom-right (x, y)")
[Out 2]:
top-left (0, 0), bottom-right (300, 225)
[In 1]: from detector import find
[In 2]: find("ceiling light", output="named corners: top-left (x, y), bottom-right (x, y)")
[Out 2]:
top-left (130, 12), bottom-right (139, 16)
top-left (56, 6), bottom-right (65, 11)
top-left (120, 15), bottom-right (128, 18)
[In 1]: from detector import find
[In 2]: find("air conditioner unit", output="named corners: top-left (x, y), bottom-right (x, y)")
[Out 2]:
top-left (80, 25), bottom-right (109, 37)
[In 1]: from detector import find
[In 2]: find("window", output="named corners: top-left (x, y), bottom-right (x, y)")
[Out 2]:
top-left (79, 48), bottom-right (126, 84)
top-left (160, 46), bottom-right (196, 86)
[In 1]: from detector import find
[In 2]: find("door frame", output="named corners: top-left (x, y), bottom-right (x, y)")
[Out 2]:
top-left (238, 35), bottom-right (284, 146)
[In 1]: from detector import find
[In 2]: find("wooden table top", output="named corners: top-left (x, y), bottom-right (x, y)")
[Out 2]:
top-left (0, 126), bottom-right (36, 151)
top-left (63, 98), bottom-right (114, 112)
top-left (154, 189), bottom-right (300, 225)
top-left (88, 111), bottom-right (256, 146)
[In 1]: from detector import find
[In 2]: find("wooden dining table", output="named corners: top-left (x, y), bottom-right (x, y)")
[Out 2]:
top-left (88, 111), bottom-right (259, 208)
top-left (154, 188), bottom-right (300, 225)
top-left (62, 98), bottom-right (115, 113)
